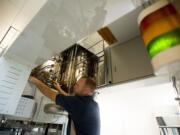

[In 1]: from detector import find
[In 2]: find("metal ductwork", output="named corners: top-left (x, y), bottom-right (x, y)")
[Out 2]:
top-left (31, 44), bottom-right (99, 94)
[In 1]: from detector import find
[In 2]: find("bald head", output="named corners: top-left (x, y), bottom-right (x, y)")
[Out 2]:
top-left (81, 76), bottom-right (97, 91)
top-left (73, 76), bottom-right (97, 96)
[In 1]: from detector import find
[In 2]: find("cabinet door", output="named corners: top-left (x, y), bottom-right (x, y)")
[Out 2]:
top-left (110, 36), bottom-right (153, 84)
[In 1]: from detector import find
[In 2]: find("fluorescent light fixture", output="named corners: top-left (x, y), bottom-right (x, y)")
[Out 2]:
top-left (0, 26), bottom-right (19, 56)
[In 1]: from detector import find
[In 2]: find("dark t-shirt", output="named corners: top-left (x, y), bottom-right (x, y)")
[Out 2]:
top-left (56, 94), bottom-right (100, 135)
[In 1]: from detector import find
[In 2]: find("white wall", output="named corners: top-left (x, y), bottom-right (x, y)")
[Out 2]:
top-left (96, 77), bottom-right (178, 135)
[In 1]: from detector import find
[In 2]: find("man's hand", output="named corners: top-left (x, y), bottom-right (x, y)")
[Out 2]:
top-left (53, 81), bottom-right (62, 91)
top-left (53, 81), bottom-right (69, 96)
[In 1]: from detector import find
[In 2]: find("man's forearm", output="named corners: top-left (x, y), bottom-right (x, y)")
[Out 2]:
top-left (58, 88), bottom-right (69, 96)
top-left (33, 80), bottom-right (58, 101)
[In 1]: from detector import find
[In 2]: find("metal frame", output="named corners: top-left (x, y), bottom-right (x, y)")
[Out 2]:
top-left (82, 39), bottom-right (108, 87)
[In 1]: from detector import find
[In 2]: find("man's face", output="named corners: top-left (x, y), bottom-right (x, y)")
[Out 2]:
top-left (73, 78), bottom-right (87, 96)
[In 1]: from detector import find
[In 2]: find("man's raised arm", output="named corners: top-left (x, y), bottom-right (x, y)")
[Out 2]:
top-left (29, 76), bottom-right (58, 101)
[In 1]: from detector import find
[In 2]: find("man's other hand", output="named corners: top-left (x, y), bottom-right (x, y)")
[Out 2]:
top-left (53, 81), bottom-right (62, 91)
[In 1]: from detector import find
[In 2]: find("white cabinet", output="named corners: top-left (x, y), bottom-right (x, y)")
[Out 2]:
top-left (110, 36), bottom-right (153, 84)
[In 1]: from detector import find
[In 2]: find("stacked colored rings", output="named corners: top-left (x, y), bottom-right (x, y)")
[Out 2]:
top-left (138, 0), bottom-right (180, 58)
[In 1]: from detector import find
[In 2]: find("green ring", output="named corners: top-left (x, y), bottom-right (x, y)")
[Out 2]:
top-left (147, 28), bottom-right (180, 58)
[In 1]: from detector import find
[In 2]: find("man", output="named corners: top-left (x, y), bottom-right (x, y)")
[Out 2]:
top-left (29, 76), bottom-right (100, 135)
